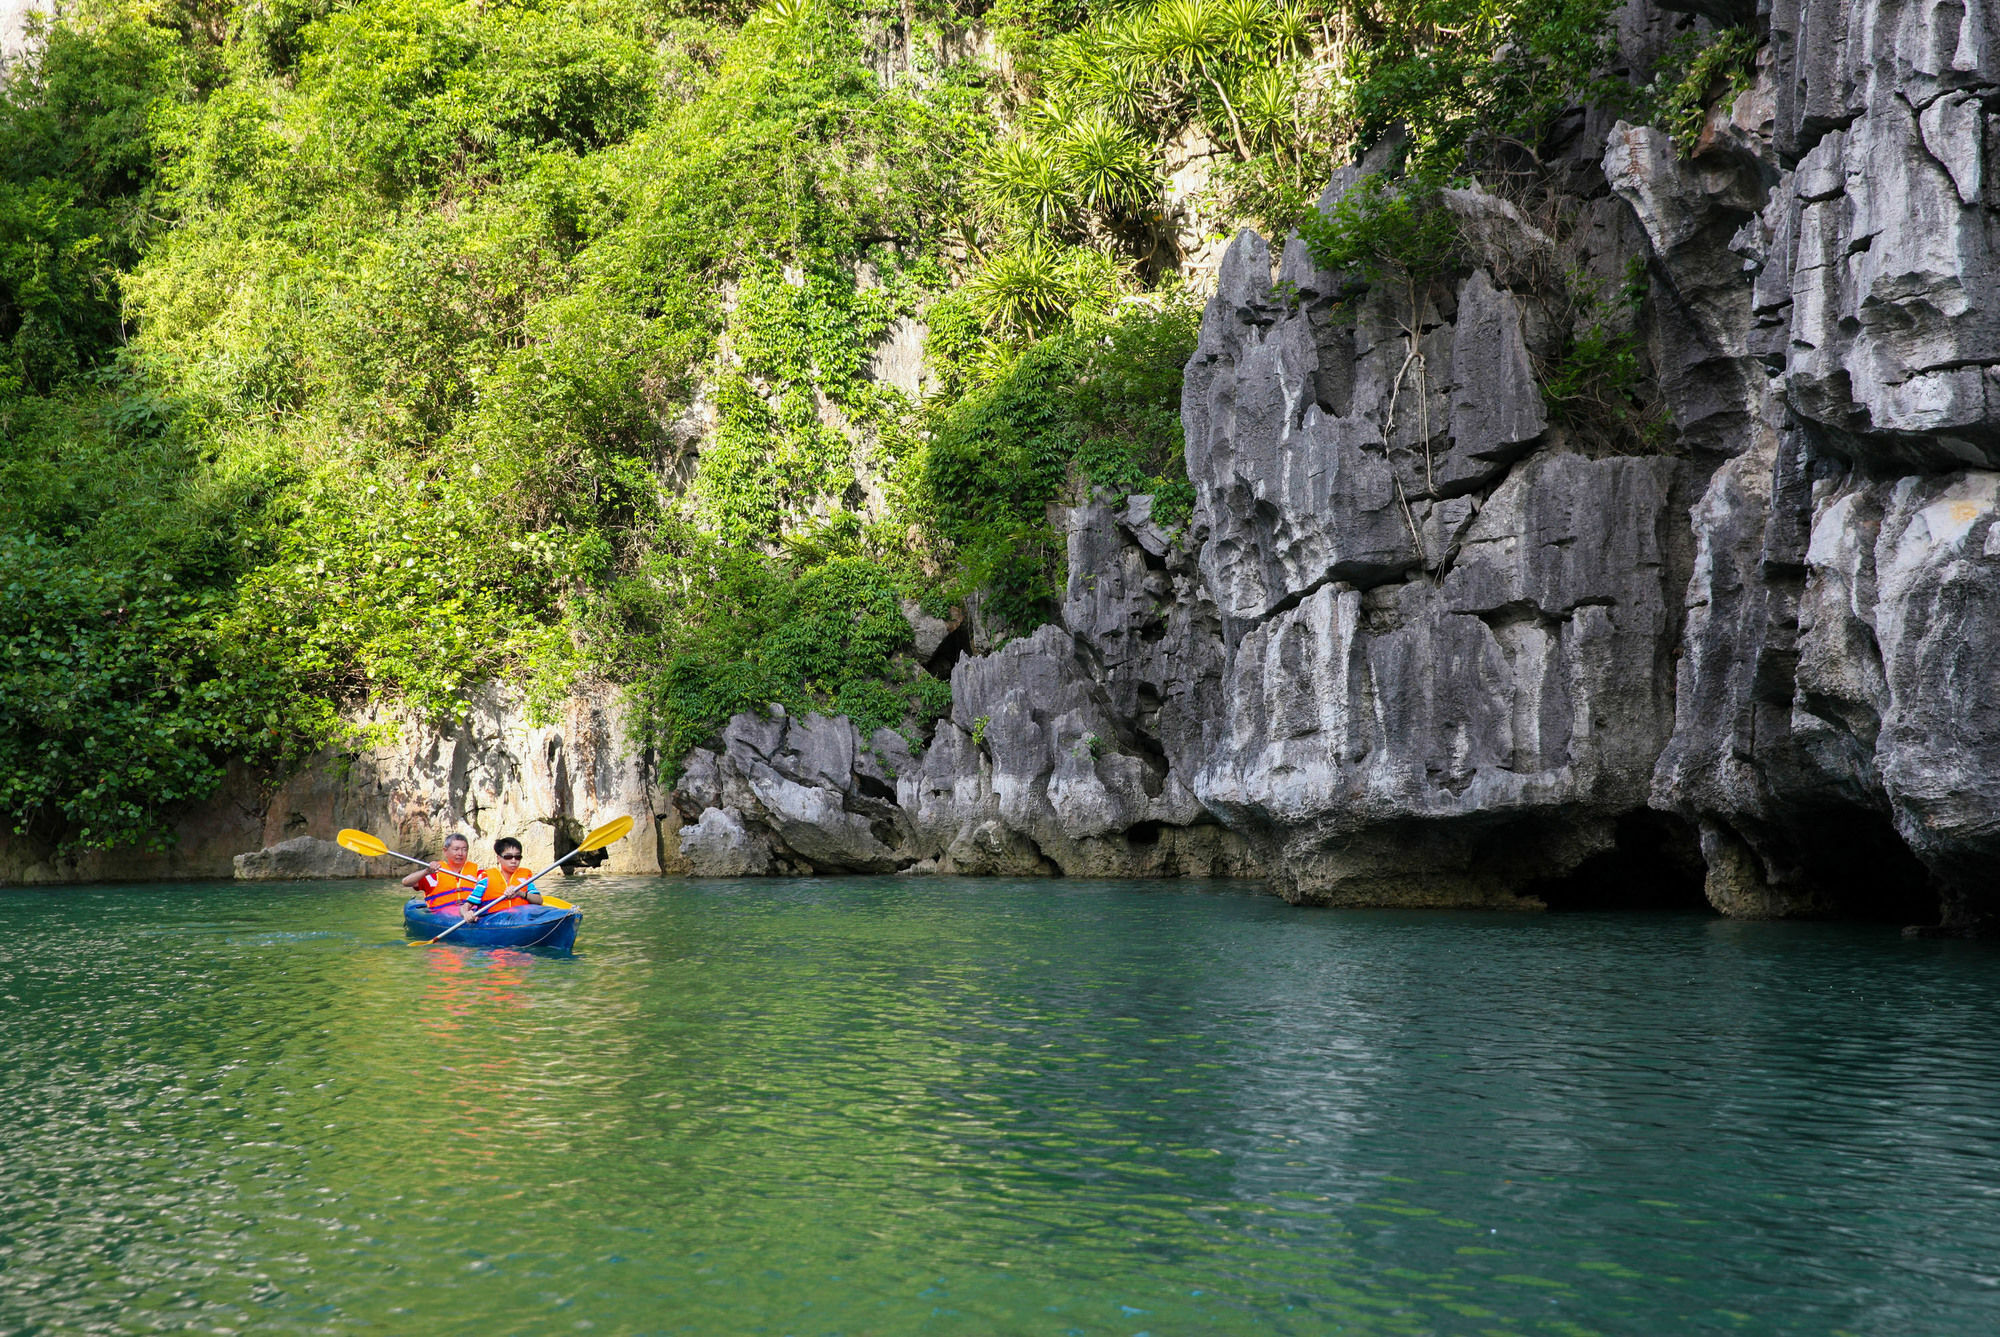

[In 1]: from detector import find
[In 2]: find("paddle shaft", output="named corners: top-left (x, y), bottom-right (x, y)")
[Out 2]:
top-left (354, 845), bottom-right (434, 872)
top-left (376, 846), bottom-right (491, 903)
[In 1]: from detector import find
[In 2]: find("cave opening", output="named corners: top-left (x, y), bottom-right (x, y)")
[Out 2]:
top-left (924, 618), bottom-right (972, 680)
top-left (552, 820), bottom-right (611, 873)
top-left (1785, 808), bottom-right (1937, 925)
top-left (1527, 810), bottom-right (1710, 913)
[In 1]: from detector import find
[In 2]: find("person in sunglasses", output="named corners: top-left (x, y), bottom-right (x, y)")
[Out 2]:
top-left (460, 836), bottom-right (548, 919)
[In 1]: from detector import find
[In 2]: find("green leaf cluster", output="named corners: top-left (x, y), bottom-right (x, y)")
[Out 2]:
top-left (1539, 258), bottom-right (1664, 448)
top-left (1642, 26), bottom-right (1761, 156)
top-left (1296, 172), bottom-right (1461, 287)
top-left (915, 295), bottom-right (1198, 631)
top-left (0, 383), bottom-right (329, 850)
top-left (0, 12), bottom-right (189, 393)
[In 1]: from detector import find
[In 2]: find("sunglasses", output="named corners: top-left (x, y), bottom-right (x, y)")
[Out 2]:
top-left (499, 852), bottom-right (523, 861)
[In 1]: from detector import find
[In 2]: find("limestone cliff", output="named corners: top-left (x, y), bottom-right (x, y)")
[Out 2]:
top-left (0, 685), bottom-right (676, 885)
top-left (28, 0), bottom-right (2000, 934)
top-left (676, 0), bottom-right (2000, 931)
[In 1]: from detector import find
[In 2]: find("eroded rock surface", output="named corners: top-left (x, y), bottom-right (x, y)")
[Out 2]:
top-left (673, 708), bottom-right (914, 875)
top-left (1647, 0), bottom-right (2000, 931)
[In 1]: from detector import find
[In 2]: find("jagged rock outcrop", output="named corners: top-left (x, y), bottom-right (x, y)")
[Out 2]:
top-left (673, 708), bottom-right (914, 875)
top-left (673, 520), bottom-right (1260, 879)
top-left (873, 0), bottom-right (1988, 927)
top-left (1163, 202), bottom-right (1698, 902)
top-left (840, 0), bottom-right (2000, 925)
top-left (904, 613), bottom-right (1259, 877)
top-left (1640, 0), bottom-right (2000, 931)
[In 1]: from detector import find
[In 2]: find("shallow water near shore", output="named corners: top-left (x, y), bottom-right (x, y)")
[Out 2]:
top-left (5, 876), bottom-right (2000, 1335)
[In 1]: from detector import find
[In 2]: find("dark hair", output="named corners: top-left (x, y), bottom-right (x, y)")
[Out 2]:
top-left (494, 837), bottom-right (523, 858)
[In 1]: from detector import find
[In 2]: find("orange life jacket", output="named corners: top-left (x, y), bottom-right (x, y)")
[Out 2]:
top-left (421, 859), bottom-right (485, 912)
top-left (470, 863), bottom-right (540, 914)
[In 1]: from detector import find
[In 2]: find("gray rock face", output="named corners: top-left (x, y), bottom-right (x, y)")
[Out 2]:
top-left (674, 708), bottom-right (914, 874)
top-left (902, 622), bottom-right (1258, 877)
top-left (867, 0), bottom-right (2000, 924)
top-left (234, 836), bottom-right (391, 881)
top-left (678, 807), bottom-right (774, 877)
top-left (1766, 0), bottom-right (2000, 466)
top-left (1646, 0), bottom-right (2000, 931)
top-left (1174, 212), bottom-right (1693, 902)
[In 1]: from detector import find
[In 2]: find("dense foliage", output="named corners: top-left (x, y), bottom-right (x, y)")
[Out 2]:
top-left (1, 0), bottom-right (1681, 851)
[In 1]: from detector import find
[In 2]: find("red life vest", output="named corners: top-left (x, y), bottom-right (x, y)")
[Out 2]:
top-left (420, 859), bottom-right (485, 912)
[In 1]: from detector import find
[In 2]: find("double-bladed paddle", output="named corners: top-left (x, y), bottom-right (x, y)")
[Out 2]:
top-left (392, 814), bottom-right (633, 947)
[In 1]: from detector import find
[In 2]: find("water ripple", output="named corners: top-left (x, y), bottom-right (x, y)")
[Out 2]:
top-left (4, 879), bottom-right (2000, 1334)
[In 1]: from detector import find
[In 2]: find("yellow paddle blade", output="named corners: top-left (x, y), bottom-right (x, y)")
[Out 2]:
top-left (337, 828), bottom-right (389, 858)
top-left (542, 896), bottom-right (575, 910)
top-left (576, 814), bottom-right (635, 852)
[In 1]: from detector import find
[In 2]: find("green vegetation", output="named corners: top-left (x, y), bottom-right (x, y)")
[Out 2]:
top-left (1540, 259), bottom-right (1664, 448)
top-left (2, 0), bottom-right (1649, 853)
top-left (1295, 0), bottom-right (1621, 284)
top-left (1646, 25), bottom-right (1761, 156)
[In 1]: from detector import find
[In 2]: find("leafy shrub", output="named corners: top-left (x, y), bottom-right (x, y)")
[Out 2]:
top-left (1297, 173), bottom-right (1462, 288)
top-left (1344, 0), bottom-right (1621, 184)
top-left (1540, 259), bottom-right (1664, 446)
top-left (592, 534), bottom-right (944, 776)
top-left (1645, 26), bottom-right (1762, 156)
top-left (962, 240), bottom-right (1119, 337)
top-left (917, 294), bottom-right (1197, 635)
top-left (0, 14), bottom-right (189, 392)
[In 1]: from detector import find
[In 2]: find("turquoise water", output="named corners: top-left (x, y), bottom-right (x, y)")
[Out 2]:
top-left (4, 878), bottom-right (2000, 1335)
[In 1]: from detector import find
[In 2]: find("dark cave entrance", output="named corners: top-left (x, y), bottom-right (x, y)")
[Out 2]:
top-left (553, 820), bottom-right (612, 873)
top-left (1526, 810), bottom-right (1710, 913)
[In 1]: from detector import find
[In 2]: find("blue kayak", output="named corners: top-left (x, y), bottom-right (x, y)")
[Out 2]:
top-left (403, 897), bottom-right (582, 951)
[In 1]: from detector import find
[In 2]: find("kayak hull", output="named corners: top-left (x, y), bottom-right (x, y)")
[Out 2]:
top-left (403, 897), bottom-right (581, 951)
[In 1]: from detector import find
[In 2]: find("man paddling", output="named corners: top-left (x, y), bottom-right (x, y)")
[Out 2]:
top-left (403, 833), bottom-right (484, 916)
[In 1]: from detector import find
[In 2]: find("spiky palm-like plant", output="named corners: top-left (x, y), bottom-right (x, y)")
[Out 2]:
top-left (1067, 14), bottom-right (1162, 128)
top-left (1054, 109), bottom-right (1157, 216)
top-left (1044, 27), bottom-right (1112, 99)
top-left (1239, 65), bottom-right (1296, 147)
top-left (981, 138), bottom-right (1074, 234)
top-left (1095, 51), bottom-right (1158, 126)
top-left (965, 242), bottom-right (1083, 335)
top-left (1022, 91), bottom-right (1088, 141)
top-left (1270, 0), bottom-right (1312, 54)
top-left (758, 0), bottom-right (822, 28)
top-left (1212, 0), bottom-right (1273, 60)
top-left (1146, 0), bottom-right (1225, 80)
top-left (1145, 0), bottom-right (1261, 159)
